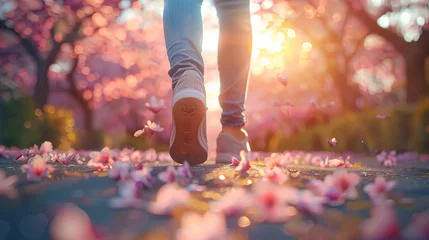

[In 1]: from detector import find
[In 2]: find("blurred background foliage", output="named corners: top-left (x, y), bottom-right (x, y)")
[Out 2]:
top-left (0, 97), bottom-right (77, 150)
top-left (258, 97), bottom-right (429, 153)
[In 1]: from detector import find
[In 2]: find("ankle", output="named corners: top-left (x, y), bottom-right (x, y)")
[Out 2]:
top-left (221, 127), bottom-right (247, 141)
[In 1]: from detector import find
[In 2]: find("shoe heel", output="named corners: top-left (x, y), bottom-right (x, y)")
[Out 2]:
top-left (170, 97), bottom-right (207, 165)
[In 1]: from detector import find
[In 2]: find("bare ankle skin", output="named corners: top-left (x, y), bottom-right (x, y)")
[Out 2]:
top-left (221, 127), bottom-right (247, 141)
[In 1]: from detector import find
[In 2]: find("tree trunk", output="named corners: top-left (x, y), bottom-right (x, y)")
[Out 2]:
top-left (333, 71), bottom-right (361, 111)
top-left (404, 50), bottom-right (429, 104)
top-left (34, 61), bottom-right (50, 109)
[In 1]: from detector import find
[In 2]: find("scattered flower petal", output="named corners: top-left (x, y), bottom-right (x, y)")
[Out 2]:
top-left (176, 211), bottom-right (227, 240)
top-left (148, 183), bottom-right (189, 215)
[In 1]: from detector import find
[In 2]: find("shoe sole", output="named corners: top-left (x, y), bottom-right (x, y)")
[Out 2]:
top-left (170, 97), bottom-right (207, 165)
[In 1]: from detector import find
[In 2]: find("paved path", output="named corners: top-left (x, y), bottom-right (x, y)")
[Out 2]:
top-left (1, 157), bottom-right (429, 240)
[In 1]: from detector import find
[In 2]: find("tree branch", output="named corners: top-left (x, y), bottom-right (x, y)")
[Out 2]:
top-left (0, 20), bottom-right (41, 62)
top-left (346, 32), bottom-right (368, 61)
top-left (342, 0), bottom-right (407, 53)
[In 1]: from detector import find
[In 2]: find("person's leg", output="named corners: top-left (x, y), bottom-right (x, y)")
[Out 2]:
top-left (214, 0), bottom-right (253, 163)
top-left (164, 0), bottom-right (208, 165)
top-left (163, 0), bottom-right (204, 87)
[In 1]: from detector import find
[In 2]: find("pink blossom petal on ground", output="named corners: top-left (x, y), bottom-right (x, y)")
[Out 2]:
top-left (211, 188), bottom-right (250, 215)
top-left (231, 157), bottom-right (240, 166)
top-left (131, 167), bottom-right (154, 188)
top-left (293, 190), bottom-right (325, 216)
top-left (39, 141), bottom-right (53, 155)
top-left (177, 161), bottom-right (192, 178)
top-left (420, 154), bottom-right (429, 161)
top-left (50, 204), bottom-right (99, 240)
top-left (176, 211), bottom-right (227, 240)
top-left (344, 156), bottom-right (353, 168)
top-left (235, 159), bottom-right (251, 173)
top-left (261, 166), bottom-right (288, 184)
top-left (158, 166), bottom-right (177, 183)
top-left (327, 159), bottom-right (344, 167)
top-left (360, 204), bottom-right (400, 240)
top-left (363, 176), bottom-right (396, 204)
top-left (109, 181), bottom-right (143, 209)
top-left (108, 161), bottom-right (134, 182)
top-left (148, 183), bottom-right (189, 215)
top-left (404, 210), bottom-right (429, 239)
top-left (252, 181), bottom-right (299, 222)
top-left (0, 169), bottom-right (19, 199)
top-left (87, 160), bottom-right (109, 171)
top-left (376, 114), bottom-right (391, 119)
top-left (21, 155), bottom-right (54, 181)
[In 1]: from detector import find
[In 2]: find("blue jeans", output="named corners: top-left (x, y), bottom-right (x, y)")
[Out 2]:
top-left (163, 0), bottom-right (252, 127)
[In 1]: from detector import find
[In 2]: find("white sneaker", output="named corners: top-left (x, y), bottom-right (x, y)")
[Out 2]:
top-left (169, 70), bottom-right (208, 165)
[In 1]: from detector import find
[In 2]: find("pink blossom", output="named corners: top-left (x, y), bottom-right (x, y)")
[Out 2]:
top-left (364, 176), bottom-right (396, 204)
top-left (116, 149), bottom-right (131, 162)
top-left (307, 169), bottom-right (359, 205)
top-left (143, 148), bottom-right (158, 162)
top-left (344, 156), bottom-right (353, 168)
top-left (109, 181), bottom-right (143, 209)
top-left (211, 188), bottom-right (250, 215)
top-left (420, 154), bottom-right (429, 161)
top-left (377, 151), bottom-right (397, 167)
top-left (158, 152), bottom-right (173, 162)
top-left (89, 147), bottom-right (114, 166)
top-left (0, 169), bottom-right (18, 199)
top-left (404, 210), bottom-right (429, 239)
top-left (21, 155), bottom-right (54, 181)
top-left (327, 138), bottom-right (337, 147)
top-left (148, 183), bottom-right (189, 215)
top-left (39, 141), bottom-right (53, 155)
top-left (261, 166), bottom-right (288, 184)
top-left (158, 166), bottom-right (177, 183)
top-left (230, 157), bottom-right (240, 166)
top-left (306, 179), bottom-right (326, 196)
top-left (176, 211), bottom-right (227, 240)
top-left (292, 190), bottom-right (325, 216)
top-left (376, 114), bottom-right (391, 119)
top-left (14, 144), bottom-right (38, 162)
top-left (234, 150), bottom-right (251, 173)
top-left (133, 129), bottom-right (145, 137)
top-left (319, 157), bottom-right (344, 168)
top-left (251, 152), bottom-right (261, 162)
top-left (252, 182), bottom-right (299, 222)
top-left (322, 185), bottom-right (345, 205)
top-left (177, 161), bottom-right (192, 178)
top-left (130, 150), bottom-right (142, 164)
top-left (235, 158), bottom-right (251, 173)
top-left (145, 96), bottom-right (166, 114)
top-left (134, 120), bottom-right (164, 138)
top-left (131, 167), bottom-right (154, 188)
top-left (108, 161), bottom-right (134, 182)
top-left (264, 153), bottom-right (287, 170)
top-left (325, 168), bottom-right (360, 200)
top-left (50, 204), bottom-right (99, 240)
top-left (185, 183), bottom-right (207, 192)
top-left (360, 204), bottom-right (400, 240)
top-left (310, 156), bottom-right (323, 166)
top-left (277, 74), bottom-right (288, 87)
top-left (87, 161), bottom-right (109, 171)
top-left (57, 153), bottom-right (79, 165)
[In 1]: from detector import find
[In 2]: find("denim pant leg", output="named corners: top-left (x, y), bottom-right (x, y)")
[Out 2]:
top-left (215, 0), bottom-right (252, 127)
top-left (163, 0), bottom-right (204, 89)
